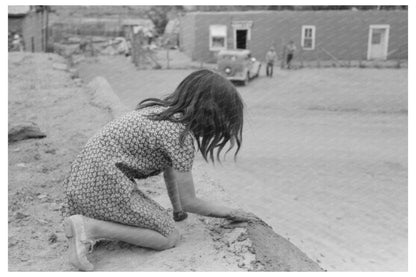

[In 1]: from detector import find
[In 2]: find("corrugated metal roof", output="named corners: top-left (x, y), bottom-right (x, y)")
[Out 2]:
top-left (8, 5), bottom-right (30, 15)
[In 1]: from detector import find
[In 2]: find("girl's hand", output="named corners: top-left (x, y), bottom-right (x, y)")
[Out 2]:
top-left (226, 209), bottom-right (259, 222)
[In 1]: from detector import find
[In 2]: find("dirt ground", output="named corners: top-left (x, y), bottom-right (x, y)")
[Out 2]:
top-left (8, 52), bottom-right (324, 272)
top-left (76, 55), bottom-right (408, 271)
top-left (8, 52), bottom-right (109, 271)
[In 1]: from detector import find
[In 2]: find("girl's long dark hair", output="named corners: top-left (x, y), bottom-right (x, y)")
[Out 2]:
top-left (136, 69), bottom-right (244, 162)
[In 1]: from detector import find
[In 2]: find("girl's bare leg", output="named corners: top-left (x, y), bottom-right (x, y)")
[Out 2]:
top-left (64, 215), bottom-right (180, 271)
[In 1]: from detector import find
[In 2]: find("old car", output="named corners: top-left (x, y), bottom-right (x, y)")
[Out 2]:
top-left (217, 49), bottom-right (261, 85)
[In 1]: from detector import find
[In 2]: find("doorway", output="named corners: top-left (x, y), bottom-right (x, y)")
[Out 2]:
top-left (367, 25), bottom-right (390, 60)
top-left (235, 29), bottom-right (248, 49)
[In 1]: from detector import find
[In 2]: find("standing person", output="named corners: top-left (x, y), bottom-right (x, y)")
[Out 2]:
top-left (11, 34), bottom-right (24, 52)
top-left (125, 39), bottom-right (132, 57)
top-left (285, 40), bottom-right (297, 69)
top-left (8, 32), bottom-right (13, 51)
top-left (265, 46), bottom-right (277, 77)
top-left (62, 69), bottom-right (259, 271)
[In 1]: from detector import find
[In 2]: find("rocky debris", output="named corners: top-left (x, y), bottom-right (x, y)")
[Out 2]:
top-left (246, 220), bottom-right (325, 271)
top-left (206, 221), bottom-right (261, 271)
top-left (8, 122), bottom-right (47, 143)
top-left (205, 219), bottom-right (324, 272)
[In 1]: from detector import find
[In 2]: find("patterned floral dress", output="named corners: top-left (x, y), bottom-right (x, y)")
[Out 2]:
top-left (62, 106), bottom-right (195, 237)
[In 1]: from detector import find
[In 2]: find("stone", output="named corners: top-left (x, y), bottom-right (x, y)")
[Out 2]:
top-left (48, 233), bottom-right (58, 244)
top-left (37, 194), bottom-right (47, 200)
top-left (8, 122), bottom-right (46, 143)
top-left (69, 68), bottom-right (79, 79)
top-left (52, 62), bottom-right (68, 71)
top-left (223, 228), bottom-right (246, 245)
top-left (74, 78), bottom-right (83, 86)
top-left (44, 148), bottom-right (56, 154)
top-left (14, 212), bottom-right (29, 221)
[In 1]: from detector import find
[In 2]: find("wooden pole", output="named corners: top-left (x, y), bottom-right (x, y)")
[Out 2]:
top-left (281, 41), bottom-right (286, 69)
top-left (40, 8), bottom-right (44, 52)
top-left (45, 7), bottom-right (49, 52)
top-left (314, 49), bottom-right (320, 68)
top-left (299, 48), bottom-right (304, 69)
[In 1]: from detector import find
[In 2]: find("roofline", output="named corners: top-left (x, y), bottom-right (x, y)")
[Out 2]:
top-left (8, 5), bottom-right (31, 16)
top-left (184, 9), bottom-right (408, 16)
top-left (8, 13), bottom-right (27, 18)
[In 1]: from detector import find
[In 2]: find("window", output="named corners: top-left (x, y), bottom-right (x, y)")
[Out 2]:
top-left (209, 25), bottom-right (227, 51)
top-left (301, 25), bottom-right (316, 50)
top-left (371, 30), bottom-right (382, 44)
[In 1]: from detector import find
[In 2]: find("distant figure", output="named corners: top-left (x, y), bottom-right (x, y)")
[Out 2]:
top-left (265, 46), bottom-right (277, 77)
top-left (144, 29), bottom-right (154, 45)
top-left (8, 32), bottom-right (13, 51)
top-left (11, 34), bottom-right (24, 52)
top-left (285, 41), bottom-right (297, 69)
top-left (125, 40), bottom-right (132, 57)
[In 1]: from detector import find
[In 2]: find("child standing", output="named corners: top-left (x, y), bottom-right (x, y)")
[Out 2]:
top-left (62, 69), bottom-right (258, 271)
top-left (285, 41), bottom-right (297, 69)
top-left (265, 46), bottom-right (277, 77)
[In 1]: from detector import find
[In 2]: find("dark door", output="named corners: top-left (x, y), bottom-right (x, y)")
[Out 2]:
top-left (236, 30), bottom-right (247, 49)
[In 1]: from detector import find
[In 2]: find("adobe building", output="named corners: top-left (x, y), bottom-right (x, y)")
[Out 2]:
top-left (179, 10), bottom-right (408, 63)
top-left (8, 6), bottom-right (49, 52)
top-left (8, 6), bottom-right (30, 35)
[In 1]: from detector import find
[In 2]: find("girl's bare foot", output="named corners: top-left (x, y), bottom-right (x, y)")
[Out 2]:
top-left (64, 215), bottom-right (94, 271)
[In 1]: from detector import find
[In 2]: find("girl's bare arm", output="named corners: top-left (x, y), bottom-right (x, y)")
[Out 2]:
top-left (163, 168), bottom-right (183, 213)
top-left (163, 167), bottom-right (258, 221)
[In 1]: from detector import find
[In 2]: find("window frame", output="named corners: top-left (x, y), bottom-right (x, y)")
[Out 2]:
top-left (301, 25), bottom-right (316, 50)
top-left (209, 25), bottom-right (227, 51)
